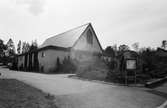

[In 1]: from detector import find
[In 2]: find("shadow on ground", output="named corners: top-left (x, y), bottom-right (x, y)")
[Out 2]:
top-left (146, 90), bottom-right (167, 99)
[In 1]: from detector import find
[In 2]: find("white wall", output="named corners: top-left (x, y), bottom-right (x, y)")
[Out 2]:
top-left (38, 49), bottom-right (69, 73)
top-left (72, 26), bottom-right (102, 53)
top-left (70, 26), bottom-right (102, 61)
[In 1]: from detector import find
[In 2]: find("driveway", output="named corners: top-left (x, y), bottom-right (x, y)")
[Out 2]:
top-left (0, 67), bottom-right (166, 108)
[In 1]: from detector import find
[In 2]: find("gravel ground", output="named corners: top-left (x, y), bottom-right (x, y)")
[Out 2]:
top-left (0, 79), bottom-right (57, 108)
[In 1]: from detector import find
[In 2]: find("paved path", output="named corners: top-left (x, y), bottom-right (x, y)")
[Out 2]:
top-left (0, 67), bottom-right (166, 108)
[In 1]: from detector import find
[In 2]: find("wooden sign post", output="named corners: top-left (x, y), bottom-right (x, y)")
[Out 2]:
top-left (125, 59), bottom-right (137, 85)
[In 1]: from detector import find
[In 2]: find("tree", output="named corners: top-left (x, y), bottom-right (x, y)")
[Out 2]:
top-left (22, 42), bottom-right (30, 53)
top-left (6, 38), bottom-right (16, 57)
top-left (33, 40), bottom-right (38, 47)
top-left (56, 57), bottom-right (61, 72)
top-left (104, 46), bottom-right (115, 57)
top-left (161, 40), bottom-right (167, 50)
top-left (29, 40), bottom-right (38, 52)
top-left (25, 42), bottom-right (30, 52)
top-left (0, 39), bottom-right (7, 58)
top-left (17, 40), bottom-right (22, 54)
top-left (22, 42), bottom-right (26, 53)
top-left (118, 44), bottom-right (130, 52)
top-left (112, 44), bottom-right (117, 51)
top-left (139, 47), bottom-right (146, 54)
top-left (132, 42), bottom-right (139, 52)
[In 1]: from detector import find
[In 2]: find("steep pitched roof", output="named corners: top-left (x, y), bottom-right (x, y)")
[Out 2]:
top-left (40, 23), bottom-right (90, 48)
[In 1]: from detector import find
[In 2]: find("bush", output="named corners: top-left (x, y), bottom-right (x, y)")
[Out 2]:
top-left (76, 58), bottom-right (109, 80)
top-left (54, 57), bottom-right (77, 73)
top-left (60, 58), bottom-right (77, 73)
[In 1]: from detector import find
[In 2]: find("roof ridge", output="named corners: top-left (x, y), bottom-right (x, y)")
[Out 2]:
top-left (45, 23), bottom-right (91, 41)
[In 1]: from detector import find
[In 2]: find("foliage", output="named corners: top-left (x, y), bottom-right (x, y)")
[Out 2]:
top-left (118, 44), bottom-right (130, 52)
top-left (139, 48), bottom-right (167, 78)
top-left (29, 40), bottom-right (38, 52)
top-left (132, 42), bottom-right (139, 52)
top-left (22, 42), bottom-right (30, 53)
top-left (56, 57), bottom-right (77, 73)
top-left (56, 57), bottom-right (61, 72)
top-left (104, 46), bottom-right (115, 57)
top-left (76, 58), bottom-right (109, 80)
top-left (22, 40), bottom-right (38, 53)
top-left (17, 40), bottom-right (21, 54)
top-left (0, 39), bottom-right (7, 58)
top-left (6, 38), bottom-right (16, 57)
top-left (112, 44), bottom-right (118, 51)
top-left (161, 40), bottom-right (167, 50)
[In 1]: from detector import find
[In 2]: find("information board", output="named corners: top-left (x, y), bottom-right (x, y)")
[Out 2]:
top-left (126, 59), bottom-right (136, 70)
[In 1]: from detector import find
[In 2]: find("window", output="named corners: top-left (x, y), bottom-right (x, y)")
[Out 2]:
top-left (86, 29), bottom-right (93, 45)
top-left (41, 52), bottom-right (45, 57)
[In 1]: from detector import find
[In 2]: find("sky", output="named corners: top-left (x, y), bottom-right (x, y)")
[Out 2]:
top-left (0, 0), bottom-right (167, 49)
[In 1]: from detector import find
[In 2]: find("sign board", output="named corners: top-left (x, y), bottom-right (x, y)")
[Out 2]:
top-left (126, 59), bottom-right (136, 70)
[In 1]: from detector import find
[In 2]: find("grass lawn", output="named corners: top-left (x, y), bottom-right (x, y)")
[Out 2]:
top-left (0, 79), bottom-right (57, 108)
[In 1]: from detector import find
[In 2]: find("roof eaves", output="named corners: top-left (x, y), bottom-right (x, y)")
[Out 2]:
top-left (89, 24), bottom-right (103, 52)
top-left (38, 45), bottom-right (70, 52)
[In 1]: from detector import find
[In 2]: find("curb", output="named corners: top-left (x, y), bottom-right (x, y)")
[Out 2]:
top-left (157, 100), bottom-right (167, 108)
top-left (145, 76), bottom-right (167, 88)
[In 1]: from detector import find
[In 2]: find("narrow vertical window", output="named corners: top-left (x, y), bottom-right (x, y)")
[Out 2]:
top-left (87, 29), bottom-right (93, 45)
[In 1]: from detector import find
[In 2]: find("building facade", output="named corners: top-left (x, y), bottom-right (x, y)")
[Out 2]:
top-left (16, 23), bottom-right (103, 73)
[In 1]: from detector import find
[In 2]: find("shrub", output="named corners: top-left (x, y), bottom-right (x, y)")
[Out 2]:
top-left (53, 57), bottom-right (77, 73)
top-left (59, 58), bottom-right (77, 73)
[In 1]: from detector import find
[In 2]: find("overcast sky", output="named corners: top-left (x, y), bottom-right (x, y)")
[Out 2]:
top-left (0, 0), bottom-right (167, 49)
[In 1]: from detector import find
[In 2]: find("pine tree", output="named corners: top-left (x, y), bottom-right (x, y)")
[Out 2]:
top-left (0, 39), bottom-right (7, 58)
top-left (29, 40), bottom-right (38, 51)
top-left (22, 42), bottom-right (30, 53)
top-left (22, 42), bottom-right (26, 53)
top-left (17, 40), bottom-right (21, 54)
top-left (6, 38), bottom-right (16, 57)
